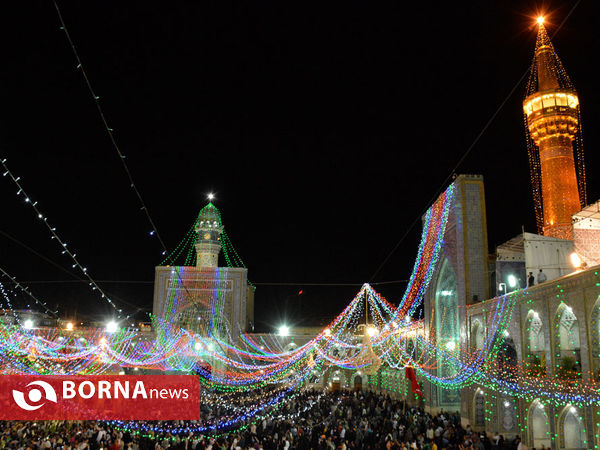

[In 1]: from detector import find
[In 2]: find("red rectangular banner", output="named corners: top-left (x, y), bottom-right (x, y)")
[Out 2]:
top-left (0, 375), bottom-right (202, 420)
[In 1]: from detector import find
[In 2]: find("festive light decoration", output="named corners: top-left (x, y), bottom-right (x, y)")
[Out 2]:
top-left (1, 10), bottom-right (596, 438)
top-left (0, 158), bottom-right (131, 318)
top-left (0, 169), bottom-right (597, 436)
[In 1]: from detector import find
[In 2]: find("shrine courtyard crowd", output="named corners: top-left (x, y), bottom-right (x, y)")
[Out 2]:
top-left (0, 390), bottom-right (526, 450)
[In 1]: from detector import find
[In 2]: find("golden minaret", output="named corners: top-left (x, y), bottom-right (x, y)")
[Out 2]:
top-left (523, 17), bottom-right (586, 240)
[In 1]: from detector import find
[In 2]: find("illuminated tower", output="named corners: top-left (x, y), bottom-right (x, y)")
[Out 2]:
top-left (153, 198), bottom-right (255, 336)
top-left (194, 203), bottom-right (223, 267)
top-left (523, 18), bottom-right (586, 240)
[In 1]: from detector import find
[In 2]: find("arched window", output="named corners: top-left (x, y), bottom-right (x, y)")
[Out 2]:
top-left (529, 400), bottom-right (551, 449)
top-left (554, 304), bottom-right (581, 378)
top-left (559, 406), bottom-right (586, 449)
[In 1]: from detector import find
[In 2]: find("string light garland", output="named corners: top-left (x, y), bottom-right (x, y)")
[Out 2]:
top-left (0, 158), bottom-right (130, 318)
top-left (53, 0), bottom-right (168, 256)
top-left (0, 176), bottom-right (596, 432)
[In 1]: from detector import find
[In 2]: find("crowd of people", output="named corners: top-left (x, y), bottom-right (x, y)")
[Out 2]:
top-left (0, 390), bottom-right (524, 450)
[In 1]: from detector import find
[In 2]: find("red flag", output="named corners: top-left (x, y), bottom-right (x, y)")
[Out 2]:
top-left (405, 366), bottom-right (422, 397)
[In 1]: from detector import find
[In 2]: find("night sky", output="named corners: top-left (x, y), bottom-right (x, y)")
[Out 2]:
top-left (1, 1), bottom-right (598, 332)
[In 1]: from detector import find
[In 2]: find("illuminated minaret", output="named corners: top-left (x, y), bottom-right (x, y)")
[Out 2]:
top-left (194, 202), bottom-right (223, 268)
top-left (523, 17), bottom-right (586, 240)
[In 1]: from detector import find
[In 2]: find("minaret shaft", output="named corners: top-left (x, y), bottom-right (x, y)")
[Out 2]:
top-left (538, 135), bottom-right (580, 238)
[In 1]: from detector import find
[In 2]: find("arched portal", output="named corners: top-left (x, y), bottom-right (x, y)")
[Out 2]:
top-left (330, 370), bottom-right (342, 391)
top-left (353, 373), bottom-right (363, 391)
top-left (528, 399), bottom-right (551, 449)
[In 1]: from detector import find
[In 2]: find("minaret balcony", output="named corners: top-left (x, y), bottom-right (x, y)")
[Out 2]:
top-left (523, 90), bottom-right (578, 119)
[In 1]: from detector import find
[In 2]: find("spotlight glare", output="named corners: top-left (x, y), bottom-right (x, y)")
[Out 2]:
top-left (570, 252), bottom-right (582, 269)
top-left (278, 325), bottom-right (290, 337)
top-left (106, 321), bottom-right (118, 333)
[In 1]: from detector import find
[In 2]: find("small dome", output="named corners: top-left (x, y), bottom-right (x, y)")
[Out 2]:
top-left (197, 203), bottom-right (221, 222)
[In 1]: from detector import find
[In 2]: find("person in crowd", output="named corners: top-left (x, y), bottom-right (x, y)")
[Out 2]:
top-left (537, 269), bottom-right (547, 284)
top-left (0, 390), bottom-right (521, 450)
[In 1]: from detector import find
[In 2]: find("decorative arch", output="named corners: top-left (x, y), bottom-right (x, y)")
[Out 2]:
top-left (527, 310), bottom-right (545, 352)
top-left (590, 296), bottom-right (600, 359)
top-left (525, 310), bottom-right (547, 376)
top-left (497, 335), bottom-right (518, 380)
top-left (435, 258), bottom-right (459, 349)
top-left (554, 303), bottom-right (581, 378)
top-left (500, 398), bottom-right (516, 432)
top-left (434, 257), bottom-right (460, 404)
top-left (473, 389), bottom-right (485, 428)
top-left (558, 405), bottom-right (586, 449)
top-left (471, 319), bottom-right (485, 350)
top-left (528, 399), bottom-right (551, 449)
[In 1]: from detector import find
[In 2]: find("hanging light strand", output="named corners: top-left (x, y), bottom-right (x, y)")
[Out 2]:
top-left (53, 0), bottom-right (168, 256)
top-left (0, 158), bottom-right (129, 318)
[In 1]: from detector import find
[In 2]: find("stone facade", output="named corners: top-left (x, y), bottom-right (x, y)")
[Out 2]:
top-left (464, 266), bottom-right (600, 449)
top-left (573, 200), bottom-right (600, 267)
top-left (152, 265), bottom-right (254, 336)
